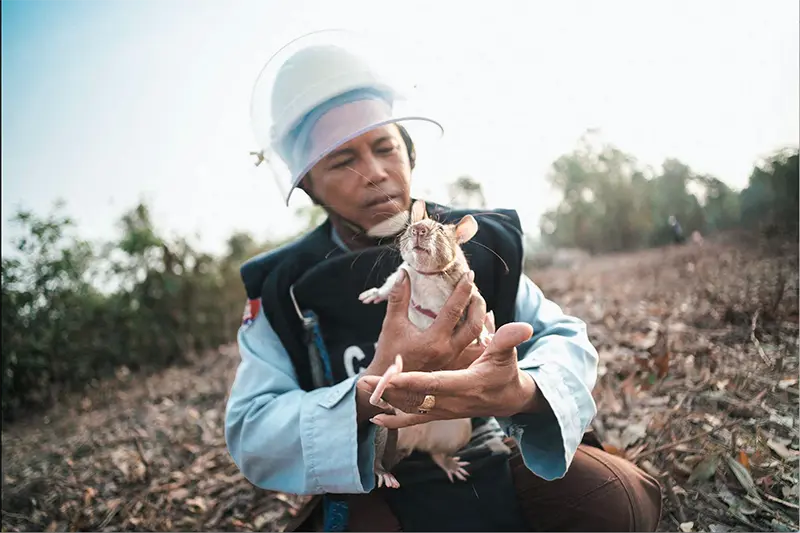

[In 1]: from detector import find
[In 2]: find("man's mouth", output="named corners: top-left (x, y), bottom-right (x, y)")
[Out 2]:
top-left (364, 194), bottom-right (399, 208)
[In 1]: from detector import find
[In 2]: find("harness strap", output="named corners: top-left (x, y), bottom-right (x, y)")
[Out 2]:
top-left (411, 299), bottom-right (438, 320)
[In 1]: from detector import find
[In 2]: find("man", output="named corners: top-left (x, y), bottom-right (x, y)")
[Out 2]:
top-left (225, 30), bottom-right (662, 531)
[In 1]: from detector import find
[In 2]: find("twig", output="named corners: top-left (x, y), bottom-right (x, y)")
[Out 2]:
top-left (762, 493), bottom-right (800, 511)
top-left (696, 491), bottom-right (760, 531)
top-left (133, 437), bottom-right (149, 468)
top-left (750, 310), bottom-right (772, 366)
top-left (635, 420), bottom-right (740, 461)
top-left (662, 475), bottom-right (687, 523)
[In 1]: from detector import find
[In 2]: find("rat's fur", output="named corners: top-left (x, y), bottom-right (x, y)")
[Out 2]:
top-left (358, 200), bottom-right (491, 488)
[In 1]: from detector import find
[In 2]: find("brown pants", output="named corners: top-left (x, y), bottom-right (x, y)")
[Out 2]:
top-left (347, 440), bottom-right (663, 532)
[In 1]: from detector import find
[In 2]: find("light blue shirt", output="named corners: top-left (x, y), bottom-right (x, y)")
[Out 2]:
top-left (224, 236), bottom-right (599, 496)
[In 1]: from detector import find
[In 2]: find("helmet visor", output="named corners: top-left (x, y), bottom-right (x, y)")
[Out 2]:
top-left (249, 29), bottom-right (444, 205)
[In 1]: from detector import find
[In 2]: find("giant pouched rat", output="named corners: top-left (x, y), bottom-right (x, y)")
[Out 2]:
top-left (358, 199), bottom-right (492, 488)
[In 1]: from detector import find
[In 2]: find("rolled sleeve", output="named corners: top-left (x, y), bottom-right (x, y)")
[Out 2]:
top-left (496, 274), bottom-right (599, 480)
top-left (224, 306), bottom-right (378, 495)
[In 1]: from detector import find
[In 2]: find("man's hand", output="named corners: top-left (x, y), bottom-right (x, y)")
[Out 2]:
top-left (440, 310), bottom-right (496, 371)
top-left (356, 268), bottom-right (487, 424)
top-left (356, 322), bottom-right (545, 429)
top-left (367, 269), bottom-right (488, 376)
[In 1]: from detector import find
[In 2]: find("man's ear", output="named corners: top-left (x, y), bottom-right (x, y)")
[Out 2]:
top-left (410, 199), bottom-right (428, 223)
top-left (298, 174), bottom-right (321, 206)
top-left (455, 215), bottom-right (478, 243)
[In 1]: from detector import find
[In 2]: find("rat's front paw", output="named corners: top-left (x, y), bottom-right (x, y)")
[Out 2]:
top-left (358, 287), bottom-right (386, 304)
top-left (431, 454), bottom-right (470, 483)
top-left (476, 326), bottom-right (493, 348)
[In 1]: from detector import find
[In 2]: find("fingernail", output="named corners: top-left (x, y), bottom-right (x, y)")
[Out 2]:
top-left (467, 270), bottom-right (475, 282)
top-left (395, 270), bottom-right (406, 286)
top-left (370, 417), bottom-right (385, 427)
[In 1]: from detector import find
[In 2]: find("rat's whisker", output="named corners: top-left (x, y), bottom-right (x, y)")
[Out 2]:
top-left (344, 165), bottom-right (404, 215)
top-left (469, 211), bottom-right (513, 222)
top-left (467, 240), bottom-right (509, 273)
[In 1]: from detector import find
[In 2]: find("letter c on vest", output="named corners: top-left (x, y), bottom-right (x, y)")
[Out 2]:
top-left (343, 346), bottom-right (367, 377)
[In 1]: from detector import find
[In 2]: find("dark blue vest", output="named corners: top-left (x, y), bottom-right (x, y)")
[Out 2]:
top-left (239, 200), bottom-right (529, 531)
top-left (240, 201), bottom-right (525, 391)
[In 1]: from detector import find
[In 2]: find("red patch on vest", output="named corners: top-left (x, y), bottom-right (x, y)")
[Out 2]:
top-left (242, 298), bottom-right (261, 326)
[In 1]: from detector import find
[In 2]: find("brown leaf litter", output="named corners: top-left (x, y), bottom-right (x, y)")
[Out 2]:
top-left (2, 235), bottom-right (798, 532)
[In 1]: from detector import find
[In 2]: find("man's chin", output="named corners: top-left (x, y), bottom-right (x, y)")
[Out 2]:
top-left (367, 209), bottom-right (410, 237)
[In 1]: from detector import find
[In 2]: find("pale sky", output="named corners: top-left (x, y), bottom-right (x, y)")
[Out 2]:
top-left (2, 0), bottom-right (798, 257)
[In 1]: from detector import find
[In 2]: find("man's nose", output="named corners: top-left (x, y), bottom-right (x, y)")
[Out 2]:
top-left (358, 153), bottom-right (390, 183)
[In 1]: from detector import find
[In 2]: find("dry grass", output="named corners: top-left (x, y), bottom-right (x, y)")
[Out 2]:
top-left (2, 234), bottom-right (798, 532)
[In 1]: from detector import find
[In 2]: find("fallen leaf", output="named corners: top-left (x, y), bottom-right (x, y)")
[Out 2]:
top-left (186, 496), bottom-right (208, 513)
top-left (769, 413), bottom-right (795, 429)
top-left (717, 487), bottom-right (739, 507)
top-left (688, 454), bottom-right (721, 484)
top-left (653, 350), bottom-right (670, 379)
top-left (724, 456), bottom-right (758, 498)
top-left (679, 521), bottom-right (694, 532)
top-left (83, 487), bottom-right (97, 506)
top-left (168, 488), bottom-right (190, 501)
top-left (778, 378), bottom-right (798, 390)
top-left (782, 483), bottom-right (799, 500)
top-left (621, 421), bottom-right (648, 448)
top-left (736, 450), bottom-right (750, 470)
top-left (708, 524), bottom-right (730, 533)
top-left (253, 509), bottom-right (286, 530)
top-left (770, 519), bottom-right (797, 532)
top-left (767, 439), bottom-right (800, 460)
top-left (602, 443), bottom-right (623, 456)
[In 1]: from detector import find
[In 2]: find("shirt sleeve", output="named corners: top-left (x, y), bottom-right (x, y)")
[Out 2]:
top-left (495, 274), bottom-right (599, 481)
top-left (224, 306), bottom-right (380, 495)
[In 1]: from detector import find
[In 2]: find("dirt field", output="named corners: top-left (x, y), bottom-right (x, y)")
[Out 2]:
top-left (2, 234), bottom-right (798, 532)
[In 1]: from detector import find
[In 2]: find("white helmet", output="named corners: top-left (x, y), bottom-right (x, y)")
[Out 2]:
top-left (250, 29), bottom-right (444, 205)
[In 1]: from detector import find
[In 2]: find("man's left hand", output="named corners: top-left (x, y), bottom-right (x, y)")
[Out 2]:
top-left (356, 322), bottom-right (542, 429)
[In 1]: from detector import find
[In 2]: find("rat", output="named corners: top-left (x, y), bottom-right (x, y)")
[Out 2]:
top-left (358, 199), bottom-right (492, 488)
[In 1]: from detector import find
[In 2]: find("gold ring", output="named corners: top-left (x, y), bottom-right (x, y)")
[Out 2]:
top-left (416, 394), bottom-right (436, 414)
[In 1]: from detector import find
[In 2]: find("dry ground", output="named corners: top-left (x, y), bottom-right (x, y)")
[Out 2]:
top-left (2, 233), bottom-right (798, 532)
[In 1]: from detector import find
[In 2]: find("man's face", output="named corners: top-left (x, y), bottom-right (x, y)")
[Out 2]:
top-left (303, 124), bottom-right (412, 231)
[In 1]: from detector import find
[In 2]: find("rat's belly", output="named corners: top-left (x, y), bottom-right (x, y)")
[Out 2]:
top-left (397, 418), bottom-right (473, 455)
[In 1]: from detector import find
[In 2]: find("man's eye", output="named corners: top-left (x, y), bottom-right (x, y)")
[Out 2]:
top-left (376, 145), bottom-right (397, 154)
top-left (331, 158), bottom-right (354, 169)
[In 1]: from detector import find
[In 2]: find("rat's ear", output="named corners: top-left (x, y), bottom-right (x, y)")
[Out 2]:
top-left (455, 215), bottom-right (478, 243)
top-left (410, 200), bottom-right (428, 223)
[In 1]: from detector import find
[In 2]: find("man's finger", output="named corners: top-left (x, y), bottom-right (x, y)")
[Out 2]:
top-left (371, 411), bottom-right (436, 430)
top-left (450, 292), bottom-right (487, 353)
top-left (430, 271), bottom-right (474, 335)
top-left (483, 322), bottom-right (533, 364)
top-left (383, 269), bottom-right (410, 324)
top-left (363, 368), bottom-right (475, 398)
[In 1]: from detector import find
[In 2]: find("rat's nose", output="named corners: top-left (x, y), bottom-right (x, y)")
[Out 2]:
top-left (411, 225), bottom-right (428, 238)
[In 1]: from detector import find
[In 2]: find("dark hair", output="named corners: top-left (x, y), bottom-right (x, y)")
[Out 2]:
top-left (299, 123), bottom-right (415, 204)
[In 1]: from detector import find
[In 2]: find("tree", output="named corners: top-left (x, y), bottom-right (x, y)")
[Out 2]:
top-left (448, 175), bottom-right (487, 209)
top-left (739, 147), bottom-right (799, 237)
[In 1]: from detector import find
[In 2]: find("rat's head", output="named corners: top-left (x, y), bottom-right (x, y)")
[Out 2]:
top-left (399, 200), bottom-right (479, 272)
